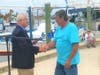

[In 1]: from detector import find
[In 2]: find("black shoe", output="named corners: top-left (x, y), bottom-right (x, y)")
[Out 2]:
top-left (92, 45), bottom-right (96, 48)
top-left (93, 45), bottom-right (96, 48)
top-left (87, 46), bottom-right (90, 48)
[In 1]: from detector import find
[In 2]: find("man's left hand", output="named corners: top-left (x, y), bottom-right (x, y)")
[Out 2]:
top-left (65, 59), bottom-right (71, 68)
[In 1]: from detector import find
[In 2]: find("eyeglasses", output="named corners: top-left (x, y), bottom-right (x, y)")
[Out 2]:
top-left (23, 18), bottom-right (28, 21)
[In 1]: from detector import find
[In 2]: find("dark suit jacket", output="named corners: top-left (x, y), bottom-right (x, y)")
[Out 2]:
top-left (11, 25), bottom-right (39, 69)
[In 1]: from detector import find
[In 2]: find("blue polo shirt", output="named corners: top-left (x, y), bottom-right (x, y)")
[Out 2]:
top-left (54, 22), bottom-right (80, 65)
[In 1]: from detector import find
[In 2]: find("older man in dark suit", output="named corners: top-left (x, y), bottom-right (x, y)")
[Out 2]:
top-left (11, 13), bottom-right (46, 75)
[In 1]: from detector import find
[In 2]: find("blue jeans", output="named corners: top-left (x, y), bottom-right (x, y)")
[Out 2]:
top-left (54, 62), bottom-right (78, 75)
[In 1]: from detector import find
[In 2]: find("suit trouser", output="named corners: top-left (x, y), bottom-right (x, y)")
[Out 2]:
top-left (17, 68), bottom-right (34, 75)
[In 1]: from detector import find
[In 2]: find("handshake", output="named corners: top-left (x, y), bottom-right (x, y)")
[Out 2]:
top-left (39, 44), bottom-right (49, 52)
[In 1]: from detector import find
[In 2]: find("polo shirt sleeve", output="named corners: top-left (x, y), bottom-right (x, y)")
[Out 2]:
top-left (53, 32), bottom-right (57, 42)
top-left (69, 26), bottom-right (80, 44)
top-left (53, 35), bottom-right (56, 41)
top-left (53, 26), bottom-right (59, 42)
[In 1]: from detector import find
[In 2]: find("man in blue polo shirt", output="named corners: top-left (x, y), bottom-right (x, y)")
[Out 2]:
top-left (44, 10), bottom-right (80, 75)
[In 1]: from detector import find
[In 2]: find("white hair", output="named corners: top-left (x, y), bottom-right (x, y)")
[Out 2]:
top-left (16, 13), bottom-right (28, 22)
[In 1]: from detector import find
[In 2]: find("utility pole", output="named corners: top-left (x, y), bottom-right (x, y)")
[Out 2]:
top-left (28, 7), bottom-right (33, 39)
top-left (87, 0), bottom-right (92, 30)
top-left (45, 3), bottom-right (51, 43)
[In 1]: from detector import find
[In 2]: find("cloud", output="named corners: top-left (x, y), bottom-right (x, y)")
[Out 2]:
top-left (0, 0), bottom-right (33, 7)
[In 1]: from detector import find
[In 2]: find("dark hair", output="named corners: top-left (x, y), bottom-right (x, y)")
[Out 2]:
top-left (55, 10), bottom-right (68, 21)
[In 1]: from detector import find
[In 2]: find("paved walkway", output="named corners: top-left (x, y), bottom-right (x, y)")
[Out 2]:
top-left (1, 44), bottom-right (100, 75)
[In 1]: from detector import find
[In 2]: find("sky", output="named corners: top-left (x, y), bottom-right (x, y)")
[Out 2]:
top-left (0, 0), bottom-right (66, 8)
top-left (0, 0), bottom-right (100, 13)
top-left (0, 0), bottom-right (100, 7)
top-left (0, 0), bottom-right (65, 13)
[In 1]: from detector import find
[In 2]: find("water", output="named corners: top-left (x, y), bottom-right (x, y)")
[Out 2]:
top-left (0, 56), bottom-right (12, 62)
top-left (0, 42), bottom-right (12, 62)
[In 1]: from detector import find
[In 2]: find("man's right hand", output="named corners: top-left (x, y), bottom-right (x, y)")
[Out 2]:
top-left (39, 44), bottom-right (49, 52)
top-left (32, 40), bottom-right (38, 44)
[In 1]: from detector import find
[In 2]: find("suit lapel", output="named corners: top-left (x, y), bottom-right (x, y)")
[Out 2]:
top-left (24, 30), bottom-right (29, 38)
top-left (17, 25), bottom-right (29, 39)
